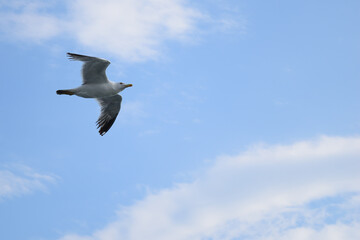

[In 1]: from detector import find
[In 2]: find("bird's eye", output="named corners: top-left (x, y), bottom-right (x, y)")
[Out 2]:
top-left (120, 82), bottom-right (123, 84)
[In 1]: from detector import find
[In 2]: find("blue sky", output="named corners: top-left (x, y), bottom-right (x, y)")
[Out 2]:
top-left (0, 0), bottom-right (360, 239)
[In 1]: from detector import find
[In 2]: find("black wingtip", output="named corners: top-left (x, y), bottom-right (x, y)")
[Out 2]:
top-left (96, 118), bottom-right (116, 136)
top-left (67, 52), bottom-right (76, 60)
top-left (98, 128), bottom-right (107, 136)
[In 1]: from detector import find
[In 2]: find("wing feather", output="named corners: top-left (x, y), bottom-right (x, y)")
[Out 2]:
top-left (96, 95), bottom-right (122, 136)
top-left (67, 53), bottom-right (110, 84)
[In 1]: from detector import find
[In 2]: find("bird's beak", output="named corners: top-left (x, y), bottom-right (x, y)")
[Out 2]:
top-left (126, 84), bottom-right (133, 88)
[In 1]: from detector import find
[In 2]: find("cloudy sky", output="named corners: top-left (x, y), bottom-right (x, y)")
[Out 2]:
top-left (1, 0), bottom-right (360, 239)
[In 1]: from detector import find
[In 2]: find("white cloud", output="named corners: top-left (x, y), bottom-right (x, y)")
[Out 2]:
top-left (0, 1), bottom-right (62, 41)
top-left (265, 223), bottom-right (360, 240)
top-left (0, 0), bottom-right (203, 61)
top-left (68, 0), bottom-right (202, 61)
top-left (0, 0), bottom-right (244, 61)
top-left (0, 164), bottom-right (57, 200)
top-left (59, 136), bottom-right (360, 240)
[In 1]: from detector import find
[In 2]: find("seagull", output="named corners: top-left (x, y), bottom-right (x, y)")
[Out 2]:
top-left (57, 53), bottom-right (133, 136)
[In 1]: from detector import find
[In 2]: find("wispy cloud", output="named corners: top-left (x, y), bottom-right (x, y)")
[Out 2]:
top-left (66, 0), bottom-right (203, 61)
top-left (0, 1), bottom-right (62, 41)
top-left (0, 164), bottom-right (57, 200)
top-left (59, 136), bottom-right (360, 240)
top-left (0, 0), bottom-right (244, 61)
top-left (0, 0), bottom-right (203, 61)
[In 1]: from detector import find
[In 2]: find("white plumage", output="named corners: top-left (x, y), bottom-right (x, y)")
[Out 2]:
top-left (57, 53), bottom-right (132, 136)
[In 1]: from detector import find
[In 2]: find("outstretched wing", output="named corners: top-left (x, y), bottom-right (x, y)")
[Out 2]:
top-left (96, 95), bottom-right (122, 136)
top-left (67, 52), bottom-right (110, 84)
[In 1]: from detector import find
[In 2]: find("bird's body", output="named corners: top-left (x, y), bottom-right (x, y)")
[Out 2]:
top-left (66, 82), bottom-right (122, 98)
top-left (57, 53), bottom-right (132, 136)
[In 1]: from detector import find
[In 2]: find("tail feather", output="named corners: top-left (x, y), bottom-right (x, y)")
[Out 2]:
top-left (56, 90), bottom-right (74, 95)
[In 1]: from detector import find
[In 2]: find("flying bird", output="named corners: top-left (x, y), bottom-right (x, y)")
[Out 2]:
top-left (57, 53), bottom-right (133, 136)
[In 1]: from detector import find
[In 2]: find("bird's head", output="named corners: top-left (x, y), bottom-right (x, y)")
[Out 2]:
top-left (116, 82), bottom-right (133, 92)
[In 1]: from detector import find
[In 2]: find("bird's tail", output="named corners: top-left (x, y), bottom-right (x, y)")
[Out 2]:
top-left (56, 89), bottom-right (75, 95)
